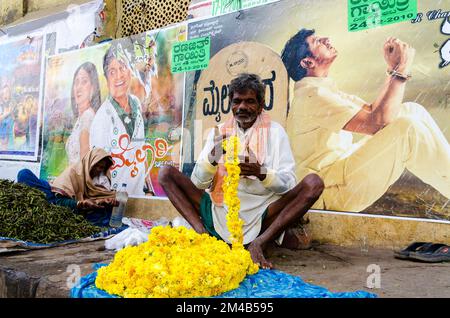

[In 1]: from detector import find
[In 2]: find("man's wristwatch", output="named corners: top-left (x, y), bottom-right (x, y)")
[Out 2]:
top-left (387, 69), bottom-right (412, 81)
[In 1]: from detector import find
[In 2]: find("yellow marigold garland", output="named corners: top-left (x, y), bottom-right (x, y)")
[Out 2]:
top-left (95, 135), bottom-right (258, 298)
top-left (222, 136), bottom-right (244, 248)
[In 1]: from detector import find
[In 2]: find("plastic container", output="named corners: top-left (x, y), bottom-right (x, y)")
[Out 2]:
top-left (109, 183), bottom-right (128, 228)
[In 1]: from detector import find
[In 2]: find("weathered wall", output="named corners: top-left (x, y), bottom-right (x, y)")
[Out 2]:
top-left (1, 0), bottom-right (191, 41)
top-left (26, 0), bottom-right (74, 13)
top-left (116, 0), bottom-right (190, 37)
top-left (307, 213), bottom-right (450, 249)
top-left (0, 0), bottom-right (117, 41)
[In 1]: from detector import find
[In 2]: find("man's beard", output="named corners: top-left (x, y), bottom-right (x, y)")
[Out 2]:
top-left (235, 111), bottom-right (257, 127)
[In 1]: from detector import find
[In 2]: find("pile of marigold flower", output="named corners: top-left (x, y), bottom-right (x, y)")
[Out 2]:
top-left (95, 135), bottom-right (259, 298)
top-left (95, 226), bottom-right (258, 297)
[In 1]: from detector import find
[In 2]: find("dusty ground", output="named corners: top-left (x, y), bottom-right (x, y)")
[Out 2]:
top-left (267, 244), bottom-right (450, 298)
top-left (0, 240), bottom-right (449, 298)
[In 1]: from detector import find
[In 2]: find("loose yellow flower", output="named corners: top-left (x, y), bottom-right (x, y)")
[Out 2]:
top-left (95, 226), bottom-right (258, 297)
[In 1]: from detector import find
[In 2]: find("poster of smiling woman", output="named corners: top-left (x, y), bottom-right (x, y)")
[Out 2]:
top-left (40, 42), bottom-right (109, 182)
top-left (41, 24), bottom-right (186, 198)
top-left (0, 35), bottom-right (45, 161)
top-left (182, 0), bottom-right (450, 221)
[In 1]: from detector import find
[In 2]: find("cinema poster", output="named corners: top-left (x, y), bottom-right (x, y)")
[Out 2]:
top-left (0, 35), bottom-right (45, 161)
top-left (181, 0), bottom-right (450, 221)
top-left (41, 24), bottom-right (186, 198)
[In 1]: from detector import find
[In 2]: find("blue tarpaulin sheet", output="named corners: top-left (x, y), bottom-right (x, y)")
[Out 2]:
top-left (70, 263), bottom-right (377, 298)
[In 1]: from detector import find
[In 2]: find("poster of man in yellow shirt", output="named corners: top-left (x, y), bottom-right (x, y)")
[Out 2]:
top-left (281, 29), bottom-right (449, 215)
top-left (277, 2), bottom-right (450, 219)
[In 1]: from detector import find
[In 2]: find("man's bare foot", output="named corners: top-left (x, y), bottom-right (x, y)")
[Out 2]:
top-left (248, 240), bottom-right (273, 269)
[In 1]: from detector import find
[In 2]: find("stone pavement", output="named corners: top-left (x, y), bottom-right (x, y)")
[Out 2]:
top-left (0, 241), bottom-right (449, 298)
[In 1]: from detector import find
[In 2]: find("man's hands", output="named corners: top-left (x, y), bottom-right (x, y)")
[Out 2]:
top-left (239, 149), bottom-right (266, 181)
top-left (207, 128), bottom-right (266, 180)
top-left (383, 37), bottom-right (415, 75)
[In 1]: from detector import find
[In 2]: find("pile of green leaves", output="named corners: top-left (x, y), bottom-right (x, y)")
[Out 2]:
top-left (0, 179), bottom-right (101, 243)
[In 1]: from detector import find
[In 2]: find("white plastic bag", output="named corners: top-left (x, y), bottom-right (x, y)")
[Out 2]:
top-left (104, 228), bottom-right (148, 251)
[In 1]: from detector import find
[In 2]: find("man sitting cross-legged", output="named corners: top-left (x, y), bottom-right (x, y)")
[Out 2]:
top-left (159, 73), bottom-right (324, 269)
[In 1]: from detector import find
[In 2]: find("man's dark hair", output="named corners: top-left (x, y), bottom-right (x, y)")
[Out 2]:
top-left (103, 44), bottom-right (116, 78)
top-left (281, 28), bottom-right (315, 82)
top-left (228, 73), bottom-right (265, 106)
top-left (102, 43), bottom-right (130, 78)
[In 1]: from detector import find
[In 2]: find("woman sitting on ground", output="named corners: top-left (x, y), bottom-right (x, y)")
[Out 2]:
top-left (17, 148), bottom-right (118, 224)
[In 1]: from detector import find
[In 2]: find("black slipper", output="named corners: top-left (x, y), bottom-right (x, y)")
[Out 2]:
top-left (409, 244), bottom-right (450, 263)
top-left (394, 242), bottom-right (433, 260)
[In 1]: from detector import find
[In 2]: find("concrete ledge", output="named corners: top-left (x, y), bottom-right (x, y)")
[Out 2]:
top-left (125, 198), bottom-right (450, 249)
top-left (125, 197), bottom-right (180, 220)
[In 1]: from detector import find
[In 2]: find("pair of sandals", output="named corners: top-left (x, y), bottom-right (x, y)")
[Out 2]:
top-left (394, 242), bottom-right (450, 263)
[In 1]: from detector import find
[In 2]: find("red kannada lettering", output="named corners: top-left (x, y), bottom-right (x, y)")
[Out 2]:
top-left (110, 134), bottom-right (170, 178)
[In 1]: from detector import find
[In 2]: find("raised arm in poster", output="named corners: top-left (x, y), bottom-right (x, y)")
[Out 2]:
top-left (182, 0), bottom-right (450, 220)
top-left (41, 25), bottom-right (186, 198)
top-left (0, 35), bottom-right (45, 161)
